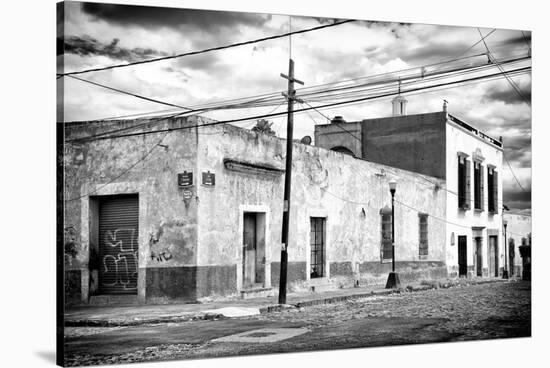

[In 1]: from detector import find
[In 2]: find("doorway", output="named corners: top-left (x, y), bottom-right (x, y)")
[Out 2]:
top-left (310, 217), bottom-right (326, 278)
top-left (97, 194), bottom-right (139, 295)
top-left (458, 236), bottom-right (467, 277)
top-left (489, 235), bottom-right (499, 277)
top-left (475, 237), bottom-right (483, 277)
top-left (242, 212), bottom-right (266, 288)
top-left (509, 239), bottom-right (515, 277)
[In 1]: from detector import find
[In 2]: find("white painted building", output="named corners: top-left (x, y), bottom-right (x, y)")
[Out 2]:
top-left (315, 97), bottom-right (505, 278)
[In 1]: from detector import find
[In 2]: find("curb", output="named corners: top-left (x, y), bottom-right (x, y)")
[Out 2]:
top-left (65, 279), bottom-right (510, 327)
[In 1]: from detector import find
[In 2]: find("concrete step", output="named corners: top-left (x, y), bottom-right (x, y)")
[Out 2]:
top-left (240, 286), bottom-right (275, 299)
top-left (308, 277), bottom-right (336, 293)
top-left (88, 294), bottom-right (140, 306)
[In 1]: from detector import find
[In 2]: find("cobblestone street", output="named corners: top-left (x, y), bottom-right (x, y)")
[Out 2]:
top-left (65, 281), bottom-right (531, 366)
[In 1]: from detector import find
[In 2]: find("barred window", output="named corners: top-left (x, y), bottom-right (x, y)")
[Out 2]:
top-left (380, 207), bottom-right (392, 261)
top-left (474, 161), bottom-right (484, 211)
top-left (458, 154), bottom-right (471, 210)
top-left (487, 167), bottom-right (499, 213)
top-left (419, 214), bottom-right (428, 256)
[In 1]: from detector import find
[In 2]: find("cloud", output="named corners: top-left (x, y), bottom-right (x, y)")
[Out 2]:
top-left (81, 3), bottom-right (271, 32)
top-left (61, 35), bottom-right (168, 61)
top-left (503, 188), bottom-right (531, 209)
top-left (483, 83), bottom-right (531, 105)
top-left (503, 134), bottom-right (531, 168)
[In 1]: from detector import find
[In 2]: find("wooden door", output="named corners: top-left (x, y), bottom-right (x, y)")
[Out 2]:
top-left (475, 237), bottom-right (483, 277)
top-left (489, 236), bottom-right (499, 277)
top-left (243, 213), bottom-right (257, 287)
top-left (458, 236), bottom-right (467, 277)
top-left (509, 241), bottom-right (515, 276)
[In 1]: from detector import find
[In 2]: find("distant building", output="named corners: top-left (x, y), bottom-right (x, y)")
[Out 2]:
top-left (502, 213), bottom-right (531, 277)
top-left (315, 96), bottom-right (504, 278)
top-left (63, 115), bottom-right (448, 305)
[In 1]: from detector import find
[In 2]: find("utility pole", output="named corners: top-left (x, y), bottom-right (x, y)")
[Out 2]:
top-left (278, 58), bottom-right (304, 304)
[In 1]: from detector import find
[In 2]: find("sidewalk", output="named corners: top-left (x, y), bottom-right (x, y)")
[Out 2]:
top-left (65, 278), bottom-right (508, 327)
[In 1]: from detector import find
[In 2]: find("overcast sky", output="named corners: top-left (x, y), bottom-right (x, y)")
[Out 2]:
top-left (57, 1), bottom-right (532, 213)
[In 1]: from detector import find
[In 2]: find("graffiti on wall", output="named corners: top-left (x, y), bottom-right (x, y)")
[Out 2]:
top-left (150, 250), bottom-right (173, 262)
top-left (64, 226), bottom-right (78, 265)
top-left (101, 228), bottom-right (138, 290)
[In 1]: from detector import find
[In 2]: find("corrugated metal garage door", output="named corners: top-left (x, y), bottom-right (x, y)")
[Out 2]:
top-left (98, 194), bottom-right (139, 295)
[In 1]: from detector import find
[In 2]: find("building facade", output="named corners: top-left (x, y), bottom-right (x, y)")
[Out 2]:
top-left (63, 116), bottom-right (448, 305)
top-left (315, 99), bottom-right (504, 279)
top-left (502, 213), bottom-right (531, 277)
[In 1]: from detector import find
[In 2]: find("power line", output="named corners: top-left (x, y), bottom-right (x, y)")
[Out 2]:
top-left (504, 155), bottom-right (529, 192)
top-left (477, 28), bottom-right (531, 108)
top-left (455, 29), bottom-right (496, 58)
top-left (67, 75), bottom-right (191, 110)
top-left (301, 99), bottom-right (362, 142)
top-left (62, 53), bottom-right (528, 126)
top-left (65, 65), bottom-right (531, 143)
top-left (58, 20), bottom-right (355, 77)
top-left (65, 132), bottom-right (170, 202)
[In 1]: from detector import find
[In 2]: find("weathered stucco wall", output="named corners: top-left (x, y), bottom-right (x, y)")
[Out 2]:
top-left (64, 117), bottom-right (205, 303)
top-left (445, 117), bottom-right (504, 278)
top-left (65, 115), bottom-right (449, 304)
top-left (197, 123), bottom-right (448, 292)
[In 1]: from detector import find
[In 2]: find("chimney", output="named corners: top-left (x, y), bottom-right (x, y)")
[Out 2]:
top-left (331, 116), bottom-right (346, 124)
top-left (391, 95), bottom-right (407, 116)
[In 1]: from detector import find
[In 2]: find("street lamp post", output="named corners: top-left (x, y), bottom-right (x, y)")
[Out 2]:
top-left (385, 179), bottom-right (401, 289)
top-left (502, 219), bottom-right (509, 279)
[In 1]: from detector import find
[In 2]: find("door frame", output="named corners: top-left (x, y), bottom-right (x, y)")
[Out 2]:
top-left (475, 236), bottom-right (483, 277)
top-left (458, 235), bottom-right (468, 277)
top-left (306, 210), bottom-right (330, 281)
top-left (80, 181), bottom-right (147, 303)
top-left (488, 235), bottom-right (499, 277)
top-left (237, 205), bottom-right (271, 291)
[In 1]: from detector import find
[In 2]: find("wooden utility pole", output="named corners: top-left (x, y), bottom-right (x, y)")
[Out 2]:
top-left (278, 58), bottom-right (303, 304)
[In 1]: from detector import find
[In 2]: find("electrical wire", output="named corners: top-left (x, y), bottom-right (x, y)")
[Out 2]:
top-left (477, 28), bottom-right (531, 107)
top-left (64, 65), bottom-right (531, 143)
top-left (62, 53), bottom-right (529, 126)
top-left (301, 100), bottom-right (362, 142)
top-left (504, 155), bottom-right (529, 192)
top-left (455, 29), bottom-right (496, 59)
top-left (65, 132), bottom-right (170, 202)
top-left (58, 19), bottom-right (355, 77)
top-left (67, 75), bottom-right (191, 110)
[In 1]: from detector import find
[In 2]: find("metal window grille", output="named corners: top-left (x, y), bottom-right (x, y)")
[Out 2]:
top-left (488, 168), bottom-right (498, 213)
top-left (458, 157), bottom-right (466, 208)
top-left (381, 214), bottom-right (392, 260)
top-left (419, 214), bottom-right (428, 256)
top-left (310, 217), bottom-right (325, 278)
top-left (474, 162), bottom-right (482, 210)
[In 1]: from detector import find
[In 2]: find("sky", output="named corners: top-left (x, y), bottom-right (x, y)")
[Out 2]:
top-left (57, 1), bottom-right (532, 214)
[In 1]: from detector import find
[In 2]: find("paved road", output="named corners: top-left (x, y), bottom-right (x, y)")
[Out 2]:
top-left (64, 281), bottom-right (531, 366)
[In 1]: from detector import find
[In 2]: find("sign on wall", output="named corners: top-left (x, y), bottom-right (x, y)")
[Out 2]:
top-left (178, 171), bottom-right (193, 187)
top-left (202, 171), bottom-right (216, 187)
top-left (182, 189), bottom-right (193, 200)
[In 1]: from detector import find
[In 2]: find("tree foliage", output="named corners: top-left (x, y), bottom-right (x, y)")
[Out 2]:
top-left (251, 119), bottom-right (277, 136)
